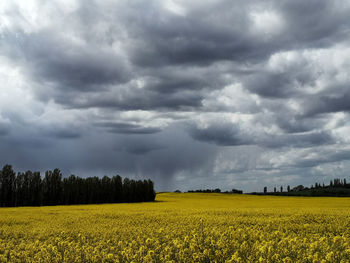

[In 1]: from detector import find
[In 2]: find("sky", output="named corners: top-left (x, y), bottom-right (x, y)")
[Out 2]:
top-left (1, 0), bottom-right (350, 192)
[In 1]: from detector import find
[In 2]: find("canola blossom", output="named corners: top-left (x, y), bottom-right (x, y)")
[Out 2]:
top-left (1, 193), bottom-right (350, 262)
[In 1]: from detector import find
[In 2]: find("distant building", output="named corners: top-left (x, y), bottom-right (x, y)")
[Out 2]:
top-left (292, 185), bottom-right (304, 192)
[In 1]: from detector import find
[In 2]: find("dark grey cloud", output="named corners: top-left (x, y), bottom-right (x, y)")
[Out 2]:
top-left (189, 123), bottom-right (252, 146)
top-left (304, 91), bottom-right (350, 116)
top-left (0, 128), bottom-right (9, 136)
top-left (279, 0), bottom-right (350, 46)
top-left (0, 122), bottom-right (10, 136)
top-left (1, 0), bottom-right (350, 192)
top-left (43, 128), bottom-right (82, 140)
top-left (0, 110), bottom-right (83, 140)
top-left (0, 125), bottom-right (217, 190)
top-left (189, 121), bottom-right (334, 149)
top-left (53, 87), bottom-right (204, 111)
top-left (128, 0), bottom-right (350, 68)
top-left (262, 131), bottom-right (335, 148)
top-left (244, 69), bottom-right (316, 98)
top-left (295, 149), bottom-right (350, 169)
top-left (113, 134), bottom-right (166, 155)
top-left (2, 0), bottom-right (349, 112)
top-left (3, 32), bottom-right (131, 93)
top-left (126, 1), bottom-right (259, 66)
top-left (116, 144), bottom-right (163, 155)
top-left (96, 122), bottom-right (161, 134)
top-left (274, 115), bottom-right (326, 134)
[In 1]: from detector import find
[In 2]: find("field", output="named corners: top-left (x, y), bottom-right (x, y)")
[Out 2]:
top-left (1, 193), bottom-right (350, 262)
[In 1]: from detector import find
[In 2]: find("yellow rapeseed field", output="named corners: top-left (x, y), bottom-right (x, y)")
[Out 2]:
top-left (1, 193), bottom-right (350, 262)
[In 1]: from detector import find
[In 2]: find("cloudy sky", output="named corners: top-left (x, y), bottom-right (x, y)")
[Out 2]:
top-left (1, 0), bottom-right (350, 192)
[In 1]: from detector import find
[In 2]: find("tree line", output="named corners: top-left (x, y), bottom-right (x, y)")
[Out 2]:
top-left (263, 177), bottom-right (350, 194)
top-left (258, 178), bottom-right (350, 197)
top-left (0, 164), bottom-right (156, 207)
top-left (186, 188), bottom-right (243, 194)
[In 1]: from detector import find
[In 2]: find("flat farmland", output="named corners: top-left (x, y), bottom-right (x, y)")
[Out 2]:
top-left (1, 193), bottom-right (350, 262)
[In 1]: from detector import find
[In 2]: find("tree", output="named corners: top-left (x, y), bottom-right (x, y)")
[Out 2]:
top-left (135, 180), bottom-right (144, 202)
top-left (231, 189), bottom-right (243, 194)
top-left (43, 169), bottom-right (62, 205)
top-left (274, 187), bottom-right (276, 193)
top-left (333, 178), bottom-right (341, 187)
top-left (287, 185), bottom-right (290, 192)
top-left (122, 178), bottom-right (131, 202)
top-left (112, 175), bottom-right (123, 203)
top-left (15, 172), bottom-right (26, 207)
top-left (62, 175), bottom-right (78, 205)
top-left (101, 176), bottom-right (113, 203)
top-left (147, 179), bottom-right (156, 201)
top-left (29, 171), bottom-right (42, 206)
top-left (263, 186), bottom-right (267, 194)
top-left (280, 186), bottom-right (283, 193)
top-left (0, 165), bottom-right (16, 207)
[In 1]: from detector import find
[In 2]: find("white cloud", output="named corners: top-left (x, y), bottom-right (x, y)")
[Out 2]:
top-left (162, 0), bottom-right (187, 16)
top-left (250, 9), bottom-right (285, 38)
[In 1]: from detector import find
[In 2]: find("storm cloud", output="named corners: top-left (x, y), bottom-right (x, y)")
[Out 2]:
top-left (1, 0), bottom-right (350, 192)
